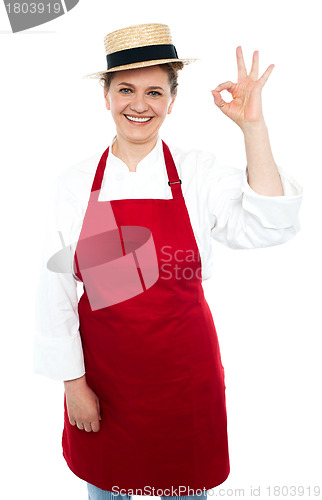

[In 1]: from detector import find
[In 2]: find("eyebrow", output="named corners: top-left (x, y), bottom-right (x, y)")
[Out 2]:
top-left (117, 82), bottom-right (165, 91)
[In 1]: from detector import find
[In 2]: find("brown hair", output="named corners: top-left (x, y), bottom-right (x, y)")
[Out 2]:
top-left (99, 62), bottom-right (184, 97)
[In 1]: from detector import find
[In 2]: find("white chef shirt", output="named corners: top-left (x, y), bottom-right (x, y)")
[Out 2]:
top-left (33, 135), bottom-right (303, 382)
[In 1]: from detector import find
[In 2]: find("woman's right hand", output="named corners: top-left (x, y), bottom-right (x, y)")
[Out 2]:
top-left (64, 375), bottom-right (102, 432)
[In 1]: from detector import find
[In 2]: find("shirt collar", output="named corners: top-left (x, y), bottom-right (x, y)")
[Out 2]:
top-left (107, 135), bottom-right (163, 174)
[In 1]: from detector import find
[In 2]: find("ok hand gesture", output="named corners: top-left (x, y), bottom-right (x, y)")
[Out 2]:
top-left (211, 46), bottom-right (275, 132)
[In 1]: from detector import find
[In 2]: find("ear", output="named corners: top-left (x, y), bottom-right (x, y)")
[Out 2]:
top-left (104, 90), bottom-right (111, 111)
top-left (167, 95), bottom-right (177, 115)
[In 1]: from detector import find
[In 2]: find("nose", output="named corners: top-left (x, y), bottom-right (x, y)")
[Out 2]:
top-left (129, 92), bottom-right (149, 114)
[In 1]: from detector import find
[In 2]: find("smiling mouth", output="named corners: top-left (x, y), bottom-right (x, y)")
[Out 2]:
top-left (124, 114), bottom-right (153, 123)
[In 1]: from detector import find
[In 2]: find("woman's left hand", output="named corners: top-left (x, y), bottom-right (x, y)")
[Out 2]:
top-left (211, 46), bottom-right (275, 132)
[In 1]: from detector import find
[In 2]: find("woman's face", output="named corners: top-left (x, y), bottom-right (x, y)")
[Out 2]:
top-left (104, 65), bottom-right (176, 144)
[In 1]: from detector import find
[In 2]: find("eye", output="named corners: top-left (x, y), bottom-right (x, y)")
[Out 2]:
top-left (119, 88), bottom-right (162, 96)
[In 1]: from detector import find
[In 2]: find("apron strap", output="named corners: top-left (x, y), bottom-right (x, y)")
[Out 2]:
top-left (90, 147), bottom-right (110, 200)
top-left (162, 140), bottom-right (183, 199)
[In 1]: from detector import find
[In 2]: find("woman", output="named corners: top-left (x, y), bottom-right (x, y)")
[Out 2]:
top-left (34, 23), bottom-right (303, 500)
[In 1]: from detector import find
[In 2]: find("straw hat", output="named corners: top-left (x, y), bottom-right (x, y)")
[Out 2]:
top-left (83, 23), bottom-right (199, 79)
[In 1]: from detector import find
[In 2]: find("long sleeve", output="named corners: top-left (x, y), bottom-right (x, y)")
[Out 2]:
top-left (206, 157), bottom-right (303, 249)
top-left (33, 175), bottom-right (86, 382)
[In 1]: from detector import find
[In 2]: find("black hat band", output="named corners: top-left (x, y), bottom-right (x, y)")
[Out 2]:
top-left (106, 44), bottom-right (179, 70)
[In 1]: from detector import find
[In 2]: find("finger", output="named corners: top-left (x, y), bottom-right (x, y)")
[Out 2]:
top-left (211, 91), bottom-right (227, 110)
top-left (84, 422), bottom-right (92, 432)
top-left (76, 421), bottom-right (84, 430)
top-left (91, 419), bottom-right (101, 433)
top-left (236, 46), bottom-right (247, 81)
top-left (249, 50), bottom-right (259, 80)
top-left (213, 81), bottom-right (235, 94)
top-left (96, 400), bottom-right (102, 420)
top-left (258, 64), bottom-right (275, 89)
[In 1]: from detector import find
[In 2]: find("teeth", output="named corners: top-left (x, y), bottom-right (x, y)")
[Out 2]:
top-left (125, 115), bottom-right (152, 123)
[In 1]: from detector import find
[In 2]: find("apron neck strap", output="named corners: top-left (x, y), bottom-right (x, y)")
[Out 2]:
top-left (161, 140), bottom-right (183, 199)
top-left (91, 147), bottom-right (110, 200)
top-left (90, 140), bottom-right (183, 200)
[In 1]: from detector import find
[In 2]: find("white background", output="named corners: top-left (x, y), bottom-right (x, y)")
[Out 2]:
top-left (0, 0), bottom-right (320, 499)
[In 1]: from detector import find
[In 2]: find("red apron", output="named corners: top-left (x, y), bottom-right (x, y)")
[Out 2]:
top-left (62, 140), bottom-right (230, 495)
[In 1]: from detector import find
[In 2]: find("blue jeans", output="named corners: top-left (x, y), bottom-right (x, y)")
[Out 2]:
top-left (87, 483), bottom-right (208, 500)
